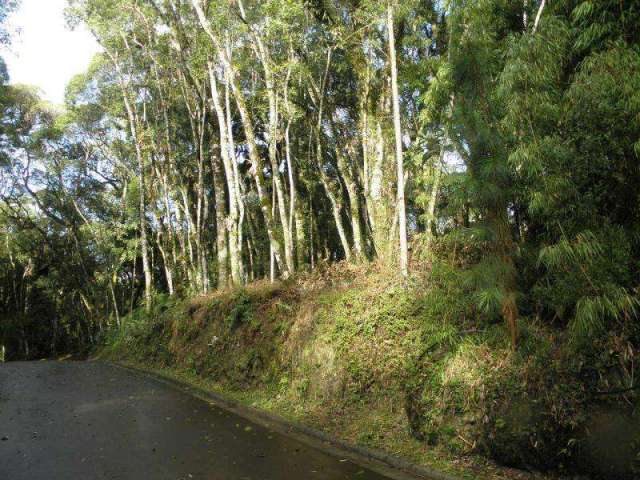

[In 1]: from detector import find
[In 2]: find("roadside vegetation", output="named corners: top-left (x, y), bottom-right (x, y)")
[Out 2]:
top-left (100, 260), bottom-right (639, 479)
top-left (1, 1), bottom-right (639, 478)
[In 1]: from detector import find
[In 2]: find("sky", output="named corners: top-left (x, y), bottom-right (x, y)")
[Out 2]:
top-left (3, 0), bottom-right (100, 105)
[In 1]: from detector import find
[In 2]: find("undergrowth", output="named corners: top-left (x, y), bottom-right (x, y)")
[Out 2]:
top-left (98, 262), bottom-right (640, 480)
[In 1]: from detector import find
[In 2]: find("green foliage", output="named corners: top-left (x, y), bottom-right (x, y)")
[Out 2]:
top-left (225, 289), bottom-right (254, 331)
top-left (536, 227), bottom-right (639, 345)
top-left (3, 0), bottom-right (640, 475)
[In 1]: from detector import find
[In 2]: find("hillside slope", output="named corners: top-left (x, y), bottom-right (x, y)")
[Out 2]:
top-left (100, 264), bottom-right (639, 480)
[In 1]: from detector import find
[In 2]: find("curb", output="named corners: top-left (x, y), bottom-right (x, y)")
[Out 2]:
top-left (107, 361), bottom-right (461, 480)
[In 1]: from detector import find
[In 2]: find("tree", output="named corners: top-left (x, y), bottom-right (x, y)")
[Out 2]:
top-left (387, 1), bottom-right (408, 277)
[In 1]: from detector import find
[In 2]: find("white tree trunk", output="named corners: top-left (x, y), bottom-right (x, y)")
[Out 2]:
top-left (190, 0), bottom-right (289, 278)
top-left (208, 62), bottom-right (243, 285)
top-left (388, 2), bottom-right (409, 278)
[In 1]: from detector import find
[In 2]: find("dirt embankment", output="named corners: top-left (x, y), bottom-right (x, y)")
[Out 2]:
top-left (100, 263), bottom-right (640, 480)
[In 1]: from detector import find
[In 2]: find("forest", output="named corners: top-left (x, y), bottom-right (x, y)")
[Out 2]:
top-left (1, 0), bottom-right (639, 478)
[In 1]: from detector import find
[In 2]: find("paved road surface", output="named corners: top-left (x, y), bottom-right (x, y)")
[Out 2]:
top-left (0, 361), bottom-right (396, 480)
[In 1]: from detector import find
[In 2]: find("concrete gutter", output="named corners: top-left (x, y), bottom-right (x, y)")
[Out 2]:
top-left (108, 361), bottom-right (462, 480)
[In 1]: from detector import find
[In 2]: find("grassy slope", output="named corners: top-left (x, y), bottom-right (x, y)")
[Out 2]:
top-left (98, 263), bottom-right (638, 480)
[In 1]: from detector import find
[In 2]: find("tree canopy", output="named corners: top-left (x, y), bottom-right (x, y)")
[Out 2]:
top-left (0, 0), bottom-right (638, 373)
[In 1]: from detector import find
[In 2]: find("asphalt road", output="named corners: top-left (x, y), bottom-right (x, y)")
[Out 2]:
top-left (0, 361), bottom-right (395, 480)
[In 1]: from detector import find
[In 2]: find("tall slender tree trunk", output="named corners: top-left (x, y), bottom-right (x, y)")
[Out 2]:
top-left (241, 15), bottom-right (295, 275)
top-left (345, 179), bottom-right (364, 260)
top-left (180, 188), bottom-right (198, 287)
top-left (109, 277), bottom-right (120, 327)
top-left (190, 0), bottom-right (289, 278)
top-left (533, 0), bottom-right (546, 32)
top-left (270, 184), bottom-right (277, 283)
top-left (263, 67), bottom-right (294, 274)
top-left (212, 153), bottom-right (229, 288)
top-left (137, 185), bottom-right (152, 305)
top-left (264, 64), bottom-right (295, 274)
top-left (332, 137), bottom-right (365, 260)
top-left (155, 226), bottom-right (175, 295)
top-left (426, 152), bottom-right (443, 248)
top-left (307, 50), bottom-right (352, 261)
top-left (225, 67), bottom-right (245, 277)
top-left (104, 37), bottom-right (154, 310)
top-left (208, 62), bottom-right (243, 285)
top-left (294, 206), bottom-right (306, 268)
top-left (284, 60), bottom-right (302, 269)
top-left (318, 164), bottom-right (352, 262)
top-left (366, 118), bottom-right (388, 254)
top-left (125, 95), bottom-right (153, 310)
top-left (388, 2), bottom-right (409, 278)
